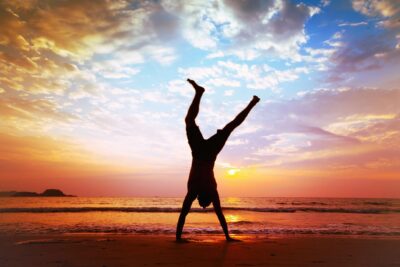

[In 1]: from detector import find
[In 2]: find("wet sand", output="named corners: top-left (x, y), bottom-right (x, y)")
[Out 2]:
top-left (1, 234), bottom-right (399, 267)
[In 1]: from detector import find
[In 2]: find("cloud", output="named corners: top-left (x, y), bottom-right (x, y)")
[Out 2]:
top-left (206, 78), bottom-right (241, 88)
top-left (0, 0), bottom-right (181, 97)
top-left (162, 0), bottom-right (319, 60)
top-left (226, 138), bottom-right (249, 146)
top-left (0, 0), bottom-right (179, 143)
top-left (91, 61), bottom-right (140, 79)
top-left (167, 79), bottom-right (191, 97)
top-left (0, 0), bottom-right (319, 101)
top-left (1, 0), bottom-right (131, 62)
top-left (352, 0), bottom-right (400, 31)
top-left (178, 61), bottom-right (308, 91)
top-left (325, 0), bottom-right (400, 81)
top-left (0, 96), bottom-right (78, 135)
top-left (338, 21), bottom-right (368, 27)
top-left (224, 89), bottom-right (234, 96)
top-left (142, 45), bottom-right (177, 65)
top-left (219, 87), bottom-right (400, 171)
top-left (326, 31), bottom-right (400, 82)
top-left (352, 0), bottom-right (399, 17)
top-left (321, 0), bottom-right (331, 7)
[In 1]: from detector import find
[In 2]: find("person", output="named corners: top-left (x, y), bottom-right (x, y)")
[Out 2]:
top-left (176, 79), bottom-right (260, 242)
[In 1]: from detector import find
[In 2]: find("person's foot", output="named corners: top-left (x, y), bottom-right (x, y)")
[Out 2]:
top-left (187, 79), bottom-right (205, 94)
top-left (251, 95), bottom-right (260, 105)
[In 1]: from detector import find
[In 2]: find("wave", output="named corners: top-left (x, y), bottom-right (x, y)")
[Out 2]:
top-left (278, 202), bottom-right (328, 206)
top-left (362, 201), bottom-right (392, 206)
top-left (4, 225), bottom-right (400, 237)
top-left (229, 220), bottom-right (254, 225)
top-left (1, 206), bottom-right (400, 214)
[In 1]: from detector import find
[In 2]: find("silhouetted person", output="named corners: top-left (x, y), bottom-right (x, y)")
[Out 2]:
top-left (176, 79), bottom-right (260, 241)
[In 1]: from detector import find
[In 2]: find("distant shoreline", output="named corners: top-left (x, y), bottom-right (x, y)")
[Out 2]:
top-left (0, 189), bottom-right (75, 197)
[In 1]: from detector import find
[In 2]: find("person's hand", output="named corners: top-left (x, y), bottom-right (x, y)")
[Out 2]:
top-left (175, 238), bottom-right (190, 243)
top-left (226, 236), bottom-right (241, 242)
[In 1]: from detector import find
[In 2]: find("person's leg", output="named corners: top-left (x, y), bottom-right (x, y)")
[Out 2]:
top-left (208, 95), bottom-right (260, 155)
top-left (176, 190), bottom-right (197, 241)
top-left (185, 79), bottom-right (205, 126)
top-left (222, 96), bottom-right (260, 133)
top-left (212, 190), bottom-right (238, 241)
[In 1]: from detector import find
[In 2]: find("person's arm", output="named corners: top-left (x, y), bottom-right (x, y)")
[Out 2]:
top-left (176, 191), bottom-right (196, 241)
top-left (212, 191), bottom-right (239, 241)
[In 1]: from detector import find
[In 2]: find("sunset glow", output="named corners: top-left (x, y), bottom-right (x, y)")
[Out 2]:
top-left (228, 169), bottom-right (240, 176)
top-left (0, 0), bottom-right (399, 197)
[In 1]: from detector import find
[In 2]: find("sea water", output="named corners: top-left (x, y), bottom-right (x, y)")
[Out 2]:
top-left (0, 197), bottom-right (399, 236)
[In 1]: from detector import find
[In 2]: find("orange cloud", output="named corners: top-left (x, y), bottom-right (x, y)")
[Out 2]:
top-left (0, 1), bottom-right (398, 197)
top-left (0, 96), bottom-right (77, 136)
top-left (0, 132), bottom-right (132, 190)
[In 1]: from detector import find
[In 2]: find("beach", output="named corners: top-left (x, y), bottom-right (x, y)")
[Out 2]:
top-left (1, 234), bottom-right (400, 267)
top-left (1, 197), bottom-right (399, 266)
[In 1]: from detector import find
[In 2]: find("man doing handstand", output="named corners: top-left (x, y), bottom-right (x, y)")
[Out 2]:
top-left (176, 79), bottom-right (260, 241)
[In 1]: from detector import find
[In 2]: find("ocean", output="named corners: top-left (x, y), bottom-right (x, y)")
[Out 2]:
top-left (1, 197), bottom-right (399, 236)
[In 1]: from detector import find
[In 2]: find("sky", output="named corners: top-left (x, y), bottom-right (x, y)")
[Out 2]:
top-left (0, 0), bottom-right (399, 197)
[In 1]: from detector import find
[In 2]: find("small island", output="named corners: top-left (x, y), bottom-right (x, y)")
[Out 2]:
top-left (0, 189), bottom-right (75, 197)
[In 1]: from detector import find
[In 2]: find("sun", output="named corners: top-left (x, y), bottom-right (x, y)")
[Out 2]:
top-left (228, 169), bottom-right (240, 176)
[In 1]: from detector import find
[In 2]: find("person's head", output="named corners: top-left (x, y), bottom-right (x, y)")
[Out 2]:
top-left (197, 191), bottom-right (214, 208)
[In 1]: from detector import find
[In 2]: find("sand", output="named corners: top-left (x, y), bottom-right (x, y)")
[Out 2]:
top-left (1, 234), bottom-right (399, 267)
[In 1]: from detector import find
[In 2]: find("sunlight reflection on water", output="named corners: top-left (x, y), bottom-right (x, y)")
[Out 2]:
top-left (0, 197), bottom-right (399, 236)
